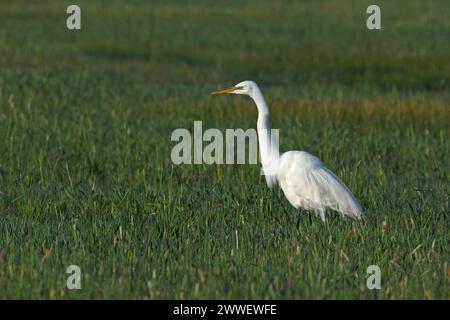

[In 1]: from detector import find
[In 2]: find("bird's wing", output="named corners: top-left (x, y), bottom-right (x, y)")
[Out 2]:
top-left (278, 151), bottom-right (363, 219)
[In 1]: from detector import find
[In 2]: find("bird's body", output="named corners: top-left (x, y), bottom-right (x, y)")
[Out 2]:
top-left (277, 151), bottom-right (362, 220)
top-left (211, 81), bottom-right (363, 220)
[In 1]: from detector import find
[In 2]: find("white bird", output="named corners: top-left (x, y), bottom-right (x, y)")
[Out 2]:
top-left (211, 81), bottom-right (363, 220)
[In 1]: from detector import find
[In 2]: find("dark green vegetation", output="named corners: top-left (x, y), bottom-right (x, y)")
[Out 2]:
top-left (0, 0), bottom-right (448, 299)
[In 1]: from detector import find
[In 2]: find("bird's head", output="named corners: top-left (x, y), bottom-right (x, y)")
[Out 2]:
top-left (210, 80), bottom-right (259, 97)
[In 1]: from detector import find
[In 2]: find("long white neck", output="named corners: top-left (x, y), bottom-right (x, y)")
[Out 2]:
top-left (249, 87), bottom-right (280, 187)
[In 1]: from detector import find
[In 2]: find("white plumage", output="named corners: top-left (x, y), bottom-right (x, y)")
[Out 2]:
top-left (278, 151), bottom-right (362, 220)
top-left (211, 81), bottom-right (363, 220)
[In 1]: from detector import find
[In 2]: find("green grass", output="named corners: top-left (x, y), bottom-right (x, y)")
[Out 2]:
top-left (0, 0), bottom-right (449, 299)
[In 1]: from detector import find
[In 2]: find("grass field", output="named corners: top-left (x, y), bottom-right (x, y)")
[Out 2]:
top-left (0, 0), bottom-right (449, 299)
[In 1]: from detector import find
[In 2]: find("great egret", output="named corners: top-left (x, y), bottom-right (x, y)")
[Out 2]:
top-left (211, 81), bottom-right (363, 220)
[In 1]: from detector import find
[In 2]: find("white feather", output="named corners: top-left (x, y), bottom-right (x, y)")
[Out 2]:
top-left (277, 151), bottom-right (363, 220)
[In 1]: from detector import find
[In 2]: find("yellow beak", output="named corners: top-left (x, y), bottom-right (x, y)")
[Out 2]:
top-left (210, 86), bottom-right (241, 95)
